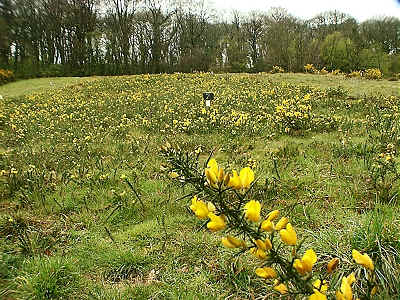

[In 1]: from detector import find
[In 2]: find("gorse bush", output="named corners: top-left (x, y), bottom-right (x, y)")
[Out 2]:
top-left (0, 69), bottom-right (15, 85)
top-left (364, 69), bottom-right (383, 80)
top-left (161, 144), bottom-right (383, 299)
top-left (270, 66), bottom-right (285, 74)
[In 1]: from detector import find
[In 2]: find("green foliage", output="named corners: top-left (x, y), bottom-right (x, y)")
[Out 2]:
top-left (13, 257), bottom-right (80, 299)
top-left (321, 32), bottom-right (358, 72)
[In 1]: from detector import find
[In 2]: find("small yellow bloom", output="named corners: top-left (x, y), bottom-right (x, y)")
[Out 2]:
top-left (313, 279), bottom-right (328, 293)
top-left (239, 167), bottom-right (254, 189)
top-left (255, 267), bottom-right (277, 279)
top-left (255, 238), bottom-right (272, 251)
top-left (273, 281), bottom-right (288, 294)
top-left (261, 219), bottom-right (275, 232)
top-left (207, 213), bottom-right (226, 232)
top-left (222, 236), bottom-right (245, 248)
top-left (227, 170), bottom-right (242, 190)
top-left (309, 291), bottom-right (327, 300)
top-left (250, 247), bottom-right (267, 259)
top-left (371, 286), bottom-right (377, 296)
top-left (205, 158), bottom-right (223, 187)
top-left (336, 273), bottom-right (356, 300)
top-left (267, 210), bottom-right (280, 221)
top-left (189, 196), bottom-right (209, 219)
top-left (352, 249), bottom-right (374, 271)
top-left (279, 223), bottom-right (297, 245)
top-left (293, 249), bottom-right (317, 275)
top-left (244, 200), bottom-right (261, 222)
top-left (327, 258), bottom-right (339, 274)
top-left (207, 202), bottom-right (216, 212)
top-left (275, 217), bottom-right (288, 230)
top-left (169, 171), bottom-right (179, 179)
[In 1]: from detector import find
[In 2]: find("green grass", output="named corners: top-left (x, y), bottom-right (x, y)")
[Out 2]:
top-left (0, 76), bottom-right (99, 98)
top-left (1, 73), bottom-right (400, 299)
top-left (269, 73), bottom-right (400, 97)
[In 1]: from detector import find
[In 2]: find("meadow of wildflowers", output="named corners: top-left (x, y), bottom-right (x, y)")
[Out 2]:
top-left (1, 73), bottom-right (400, 299)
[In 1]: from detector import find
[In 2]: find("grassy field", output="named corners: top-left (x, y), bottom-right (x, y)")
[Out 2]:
top-left (1, 73), bottom-right (400, 299)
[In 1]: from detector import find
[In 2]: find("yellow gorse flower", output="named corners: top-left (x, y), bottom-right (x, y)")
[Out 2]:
top-left (250, 247), bottom-right (267, 259)
top-left (227, 170), bottom-right (241, 189)
top-left (261, 219), bottom-right (275, 232)
top-left (221, 236), bottom-right (245, 248)
top-left (267, 210), bottom-right (280, 221)
top-left (205, 158), bottom-right (221, 187)
top-left (293, 249), bottom-right (317, 275)
top-left (255, 238), bottom-right (272, 251)
top-left (273, 281), bottom-right (288, 294)
top-left (239, 167), bottom-right (254, 189)
top-left (309, 291), bottom-right (327, 300)
top-left (313, 279), bottom-right (328, 294)
top-left (327, 258), bottom-right (340, 274)
top-left (336, 273), bottom-right (356, 300)
top-left (189, 196), bottom-right (209, 219)
top-left (279, 223), bottom-right (297, 245)
top-left (244, 200), bottom-right (261, 222)
top-left (207, 213), bottom-right (226, 232)
top-left (227, 167), bottom-right (254, 190)
top-left (255, 267), bottom-right (277, 279)
top-left (352, 249), bottom-right (374, 271)
top-left (275, 217), bottom-right (288, 230)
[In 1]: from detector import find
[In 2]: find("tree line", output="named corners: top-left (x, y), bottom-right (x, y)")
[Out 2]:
top-left (0, 0), bottom-right (399, 78)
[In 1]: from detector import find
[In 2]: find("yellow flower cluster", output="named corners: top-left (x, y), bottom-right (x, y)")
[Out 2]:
top-left (204, 158), bottom-right (255, 191)
top-left (190, 196), bottom-right (224, 232)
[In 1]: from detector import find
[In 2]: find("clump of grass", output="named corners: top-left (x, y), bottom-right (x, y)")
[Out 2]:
top-left (351, 206), bottom-right (400, 295)
top-left (13, 257), bottom-right (81, 299)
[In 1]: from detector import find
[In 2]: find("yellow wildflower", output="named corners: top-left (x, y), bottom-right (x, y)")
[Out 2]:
top-left (327, 258), bottom-right (340, 274)
top-left (267, 210), bottom-right (280, 221)
top-left (239, 167), bottom-right (254, 189)
top-left (273, 281), bottom-right (288, 294)
top-left (255, 267), bottom-right (277, 279)
top-left (293, 249), bottom-right (317, 275)
top-left (352, 249), bottom-right (374, 271)
top-left (189, 196), bottom-right (209, 219)
top-left (313, 279), bottom-right (328, 294)
top-left (250, 247), bottom-right (267, 259)
top-left (309, 291), bottom-right (327, 300)
top-left (244, 200), bottom-right (261, 222)
top-left (336, 273), bottom-right (356, 300)
top-left (222, 236), bottom-right (245, 248)
top-left (227, 170), bottom-right (241, 189)
top-left (207, 213), bottom-right (226, 232)
top-left (275, 217), bottom-right (288, 230)
top-left (169, 171), bottom-right (179, 179)
top-left (261, 219), bottom-right (275, 232)
top-left (255, 238), bottom-right (272, 251)
top-left (279, 223), bottom-right (297, 245)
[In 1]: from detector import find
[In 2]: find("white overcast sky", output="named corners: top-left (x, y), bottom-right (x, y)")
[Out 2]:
top-left (208, 0), bottom-right (400, 22)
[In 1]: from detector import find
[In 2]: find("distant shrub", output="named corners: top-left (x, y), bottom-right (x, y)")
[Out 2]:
top-left (347, 71), bottom-right (362, 78)
top-left (270, 65), bottom-right (285, 74)
top-left (364, 68), bottom-right (383, 80)
top-left (0, 69), bottom-right (15, 85)
top-left (330, 69), bottom-right (342, 75)
top-left (304, 64), bottom-right (314, 73)
top-left (319, 67), bottom-right (329, 75)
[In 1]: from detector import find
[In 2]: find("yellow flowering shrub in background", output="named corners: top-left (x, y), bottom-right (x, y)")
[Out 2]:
top-left (0, 69), bottom-right (15, 85)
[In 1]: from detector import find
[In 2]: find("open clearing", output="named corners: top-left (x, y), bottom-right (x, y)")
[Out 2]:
top-left (1, 73), bottom-right (400, 299)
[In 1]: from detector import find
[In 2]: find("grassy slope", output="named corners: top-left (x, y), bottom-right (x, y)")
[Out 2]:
top-left (268, 73), bottom-right (400, 97)
top-left (0, 77), bottom-right (99, 98)
top-left (1, 74), bottom-right (400, 299)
